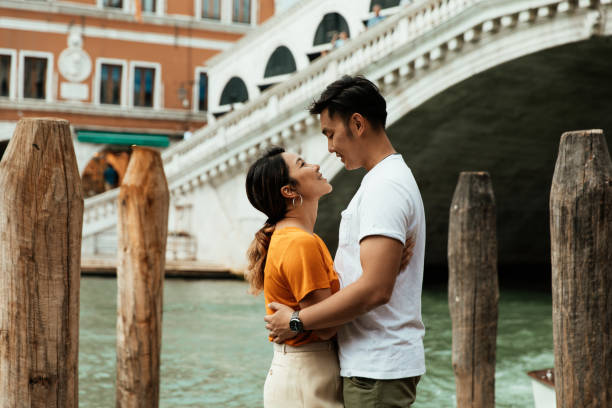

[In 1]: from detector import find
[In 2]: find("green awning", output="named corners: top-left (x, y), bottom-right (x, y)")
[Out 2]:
top-left (77, 130), bottom-right (170, 147)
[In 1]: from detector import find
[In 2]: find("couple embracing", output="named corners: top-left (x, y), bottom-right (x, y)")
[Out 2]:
top-left (245, 76), bottom-right (426, 408)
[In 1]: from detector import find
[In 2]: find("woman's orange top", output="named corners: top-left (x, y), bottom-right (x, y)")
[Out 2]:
top-left (264, 227), bottom-right (340, 346)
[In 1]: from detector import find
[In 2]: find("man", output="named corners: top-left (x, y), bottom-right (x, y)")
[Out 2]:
top-left (265, 75), bottom-right (426, 407)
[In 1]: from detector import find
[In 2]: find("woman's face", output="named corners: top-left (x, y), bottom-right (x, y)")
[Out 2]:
top-left (282, 152), bottom-right (333, 200)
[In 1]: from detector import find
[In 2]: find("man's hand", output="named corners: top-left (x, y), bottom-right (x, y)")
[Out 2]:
top-left (400, 235), bottom-right (416, 271)
top-left (264, 302), bottom-right (298, 344)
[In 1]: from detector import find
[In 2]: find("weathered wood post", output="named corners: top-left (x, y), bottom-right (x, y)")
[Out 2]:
top-left (0, 118), bottom-right (83, 407)
top-left (116, 146), bottom-right (169, 408)
top-left (550, 129), bottom-right (612, 408)
top-left (448, 172), bottom-right (498, 408)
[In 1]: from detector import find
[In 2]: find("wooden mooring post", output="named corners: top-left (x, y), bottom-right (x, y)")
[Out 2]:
top-left (0, 118), bottom-right (83, 407)
top-left (116, 146), bottom-right (169, 408)
top-left (448, 172), bottom-right (498, 408)
top-left (549, 129), bottom-right (612, 408)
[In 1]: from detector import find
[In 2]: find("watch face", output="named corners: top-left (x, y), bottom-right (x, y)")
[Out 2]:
top-left (290, 318), bottom-right (303, 332)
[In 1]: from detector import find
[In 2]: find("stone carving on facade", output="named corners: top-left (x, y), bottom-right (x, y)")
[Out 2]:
top-left (58, 27), bottom-right (92, 101)
top-left (59, 28), bottom-right (92, 83)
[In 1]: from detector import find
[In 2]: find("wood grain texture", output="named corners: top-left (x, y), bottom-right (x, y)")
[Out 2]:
top-left (0, 118), bottom-right (83, 407)
top-left (116, 147), bottom-right (169, 408)
top-left (448, 172), bottom-right (498, 408)
top-left (550, 129), bottom-right (612, 408)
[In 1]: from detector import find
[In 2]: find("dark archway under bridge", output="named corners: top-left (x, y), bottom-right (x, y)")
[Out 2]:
top-left (314, 36), bottom-right (612, 286)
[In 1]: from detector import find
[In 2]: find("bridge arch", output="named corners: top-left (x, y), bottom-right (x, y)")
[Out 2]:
top-left (317, 6), bottom-right (612, 182)
top-left (316, 37), bottom-right (612, 274)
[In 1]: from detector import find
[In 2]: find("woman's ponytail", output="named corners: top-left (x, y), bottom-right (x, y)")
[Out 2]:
top-left (245, 222), bottom-right (275, 294)
top-left (244, 147), bottom-right (295, 295)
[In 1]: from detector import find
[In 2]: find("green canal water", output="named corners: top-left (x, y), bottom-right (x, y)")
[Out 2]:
top-left (79, 277), bottom-right (553, 407)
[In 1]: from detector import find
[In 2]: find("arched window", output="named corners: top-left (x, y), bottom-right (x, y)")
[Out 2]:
top-left (313, 13), bottom-right (350, 46)
top-left (264, 46), bottom-right (297, 78)
top-left (220, 77), bottom-right (248, 105)
top-left (370, 0), bottom-right (401, 10)
top-left (80, 147), bottom-right (133, 197)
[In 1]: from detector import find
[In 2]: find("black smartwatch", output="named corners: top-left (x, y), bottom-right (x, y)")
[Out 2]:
top-left (289, 310), bottom-right (304, 333)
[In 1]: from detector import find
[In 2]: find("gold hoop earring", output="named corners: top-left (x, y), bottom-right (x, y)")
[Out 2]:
top-left (292, 194), bottom-right (303, 208)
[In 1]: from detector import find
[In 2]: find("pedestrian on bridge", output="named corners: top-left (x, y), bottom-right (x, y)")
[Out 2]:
top-left (366, 4), bottom-right (385, 28)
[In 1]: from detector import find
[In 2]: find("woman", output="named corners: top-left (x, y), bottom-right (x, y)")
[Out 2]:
top-left (245, 147), bottom-right (343, 407)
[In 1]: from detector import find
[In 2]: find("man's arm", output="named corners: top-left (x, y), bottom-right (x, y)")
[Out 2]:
top-left (299, 288), bottom-right (336, 340)
top-left (266, 235), bottom-right (403, 342)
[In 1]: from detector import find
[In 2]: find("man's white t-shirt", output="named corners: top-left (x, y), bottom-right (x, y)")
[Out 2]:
top-left (335, 154), bottom-right (426, 379)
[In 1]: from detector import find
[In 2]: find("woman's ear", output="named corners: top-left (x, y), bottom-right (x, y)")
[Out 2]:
top-left (280, 185), bottom-right (296, 199)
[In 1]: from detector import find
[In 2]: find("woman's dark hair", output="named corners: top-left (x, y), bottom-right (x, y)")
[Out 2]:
top-left (309, 75), bottom-right (387, 129)
top-left (245, 147), bottom-right (296, 294)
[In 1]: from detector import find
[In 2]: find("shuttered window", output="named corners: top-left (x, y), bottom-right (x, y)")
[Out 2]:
top-left (0, 55), bottom-right (10, 98)
top-left (142, 0), bottom-right (156, 12)
top-left (100, 64), bottom-right (122, 105)
top-left (133, 67), bottom-right (155, 107)
top-left (233, 0), bottom-right (251, 24)
top-left (202, 0), bottom-right (221, 20)
top-left (103, 0), bottom-right (123, 8)
top-left (23, 57), bottom-right (47, 99)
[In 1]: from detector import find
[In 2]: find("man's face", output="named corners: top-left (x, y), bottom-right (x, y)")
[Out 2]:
top-left (320, 108), bottom-right (361, 170)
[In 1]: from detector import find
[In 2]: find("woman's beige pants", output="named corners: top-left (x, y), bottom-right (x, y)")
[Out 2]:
top-left (263, 341), bottom-right (343, 408)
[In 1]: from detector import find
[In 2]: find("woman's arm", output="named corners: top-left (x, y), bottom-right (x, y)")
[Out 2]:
top-left (299, 288), bottom-right (336, 340)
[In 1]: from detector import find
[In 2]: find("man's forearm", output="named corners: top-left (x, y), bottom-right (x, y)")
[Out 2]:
top-left (299, 277), bottom-right (388, 330)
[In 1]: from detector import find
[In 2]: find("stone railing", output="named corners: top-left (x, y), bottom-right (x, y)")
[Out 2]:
top-left (160, 0), bottom-right (479, 176)
top-left (83, 0), bottom-right (610, 237)
top-left (83, 188), bottom-right (120, 236)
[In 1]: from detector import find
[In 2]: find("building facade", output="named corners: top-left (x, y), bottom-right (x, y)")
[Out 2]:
top-left (0, 0), bottom-right (274, 194)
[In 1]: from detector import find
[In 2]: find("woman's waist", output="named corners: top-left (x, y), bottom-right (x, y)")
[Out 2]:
top-left (273, 340), bottom-right (337, 353)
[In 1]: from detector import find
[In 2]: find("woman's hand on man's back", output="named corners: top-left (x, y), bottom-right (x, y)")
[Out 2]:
top-left (399, 235), bottom-right (416, 271)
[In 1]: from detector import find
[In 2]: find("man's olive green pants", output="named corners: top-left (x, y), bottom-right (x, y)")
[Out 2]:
top-left (343, 375), bottom-right (421, 407)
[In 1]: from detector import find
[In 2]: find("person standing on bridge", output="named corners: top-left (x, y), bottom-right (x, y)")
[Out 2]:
top-left (264, 75), bottom-right (426, 407)
top-left (366, 4), bottom-right (386, 28)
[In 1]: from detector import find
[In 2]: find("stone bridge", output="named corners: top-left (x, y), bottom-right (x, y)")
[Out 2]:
top-left (82, 0), bottom-right (612, 276)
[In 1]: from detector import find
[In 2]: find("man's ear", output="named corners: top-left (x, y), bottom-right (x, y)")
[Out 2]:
top-left (352, 113), bottom-right (366, 136)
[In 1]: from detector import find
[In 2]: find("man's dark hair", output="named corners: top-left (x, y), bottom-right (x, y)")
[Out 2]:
top-left (309, 75), bottom-right (387, 130)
